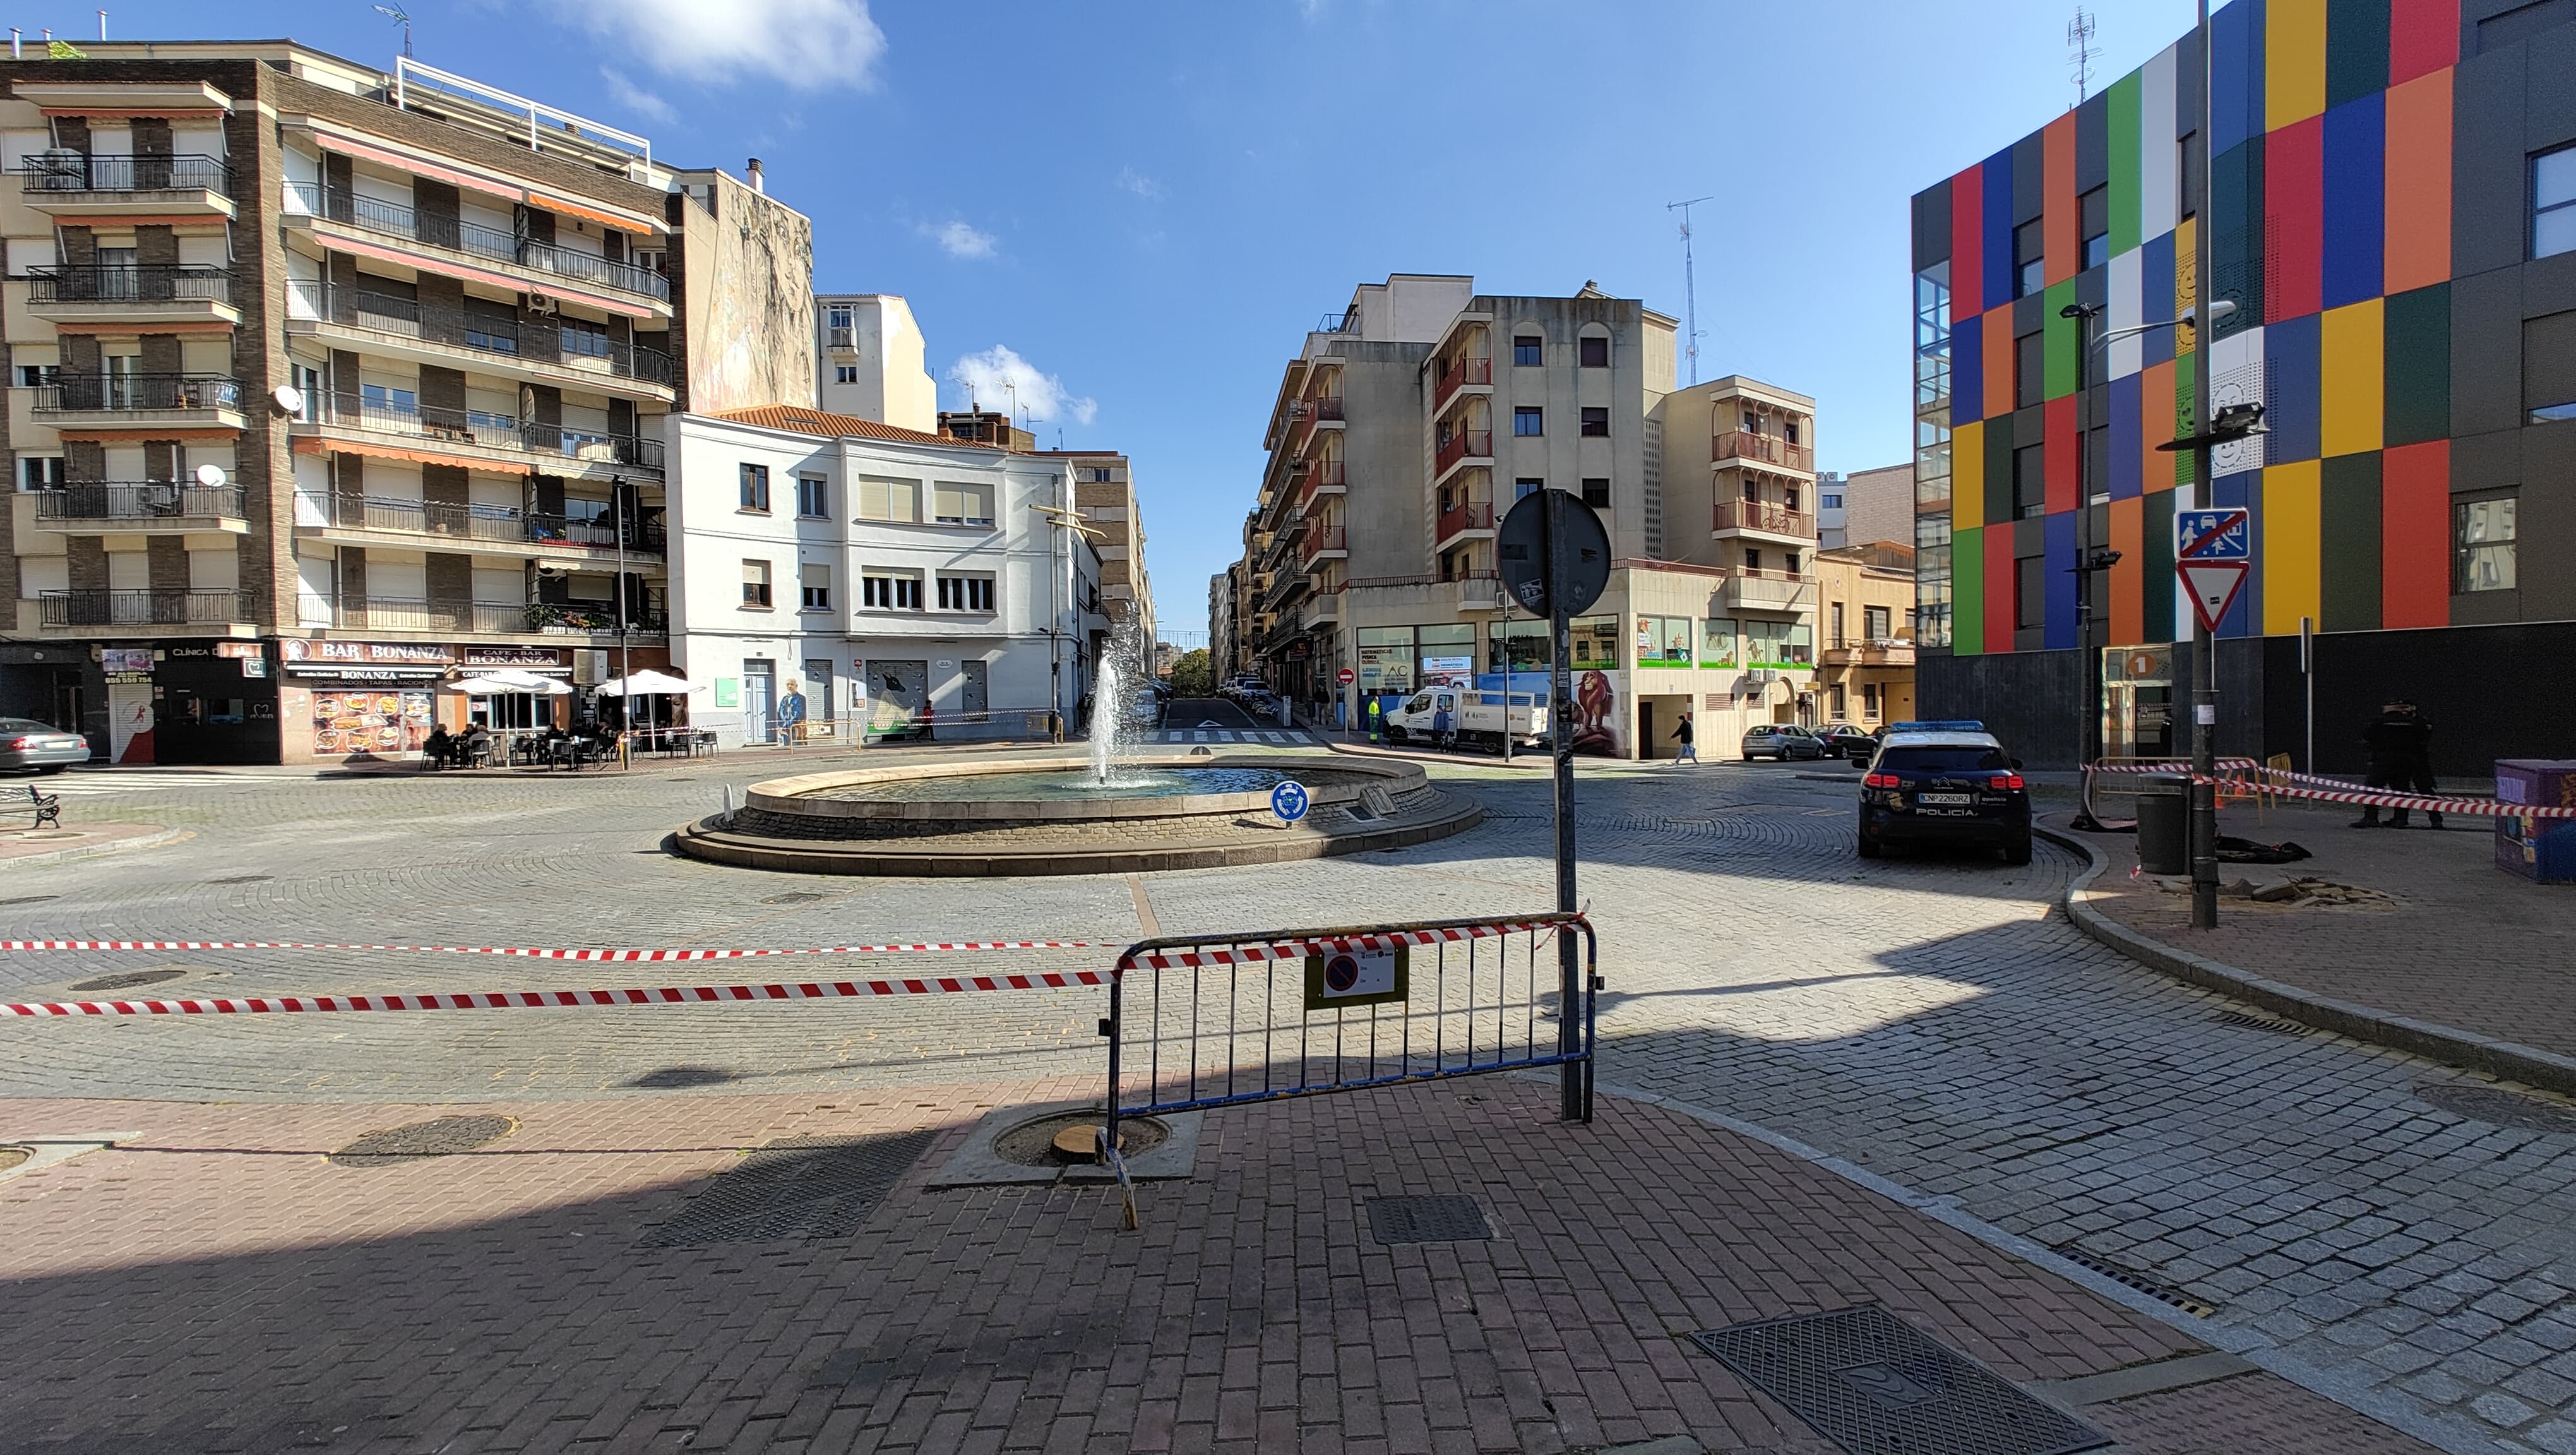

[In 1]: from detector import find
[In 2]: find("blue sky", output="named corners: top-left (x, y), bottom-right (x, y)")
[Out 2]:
top-left (25, 0), bottom-right (2202, 637)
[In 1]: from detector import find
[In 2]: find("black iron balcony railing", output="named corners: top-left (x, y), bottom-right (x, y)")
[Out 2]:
top-left (25, 264), bottom-right (232, 305)
top-left (327, 286), bottom-right (672, 385)
top-left (35, 482), bottom-right (247, 522)
top-left (304, 397), bottom-right (664, 474)
top-left (286, 182), bottom-right (670, 302)
top-left (41, 589), bottom-right (248, 627)
top-left (30, 374), bottom-right (243, 413)
top-left (328, 596), bottom-right (669, 637)
top-left (307, 493), bottom-right (665, 552)
top-left (16, 153), bottom-right (233, 196)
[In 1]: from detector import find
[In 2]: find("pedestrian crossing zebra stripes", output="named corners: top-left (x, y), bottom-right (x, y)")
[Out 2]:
top-left (37, 770), bottom-right (270, 795)
top-left (1139, 729), bottom-right (1314, 746)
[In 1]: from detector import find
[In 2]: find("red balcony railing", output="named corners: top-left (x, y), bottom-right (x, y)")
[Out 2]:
top-left (1431, 354), bottom-right (1491, 410)
top-left (1436, 500), bottom-right (1495, 542)
top-left (1711, 498), bottom-right (1817, 537)
top-left (1301, 526), bottom-right (1347, 564)
top-left (1299, 458), bottom-right (1347, 511)
top-left (1434, 428), bottom-right (1493, 476)
top-left (1715, 431), bottom-right (1815, 472)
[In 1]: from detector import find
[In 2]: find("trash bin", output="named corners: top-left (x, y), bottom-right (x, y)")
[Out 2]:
top-left (2135, 773), bottom-right (2189, 875)
top-left (2495, 758), bottom-right (2576, 883)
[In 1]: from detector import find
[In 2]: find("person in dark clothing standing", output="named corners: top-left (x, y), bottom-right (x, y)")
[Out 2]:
top-left (1669, 710), bottom-right (1698, 766)
top-left (2354, 699), bottom-right (2441, 829)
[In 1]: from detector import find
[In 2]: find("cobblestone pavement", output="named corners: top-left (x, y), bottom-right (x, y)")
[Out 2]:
top-left (3, 754), bottom-right (2574, 1451)
top-left (2073, 795), bottom-right (2576, 1062)
top-left (0, 1079), bottom-right (2434, 1454)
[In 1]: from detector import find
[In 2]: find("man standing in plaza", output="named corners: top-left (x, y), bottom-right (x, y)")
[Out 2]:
top-left (2354, 699), bottom-right (2440, 829)
top-left (775, 680), bottom-right (808, 748)
top-left (1669, 709), bottom-right (1698, 766)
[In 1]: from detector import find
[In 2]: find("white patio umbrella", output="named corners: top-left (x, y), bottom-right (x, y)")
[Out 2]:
top-left (449, 673), bottom-right (572, 697)
top-left (593, 669), bottom-right (695, 697)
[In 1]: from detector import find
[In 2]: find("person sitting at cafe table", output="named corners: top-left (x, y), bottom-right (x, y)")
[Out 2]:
top-left (458, 722), bottom-right (492, 766)
top-left (423, 723), bottom-right (453, 768)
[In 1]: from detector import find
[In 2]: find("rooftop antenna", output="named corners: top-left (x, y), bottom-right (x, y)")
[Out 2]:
top-left (97, 9), bottom-right (106, 40)
top-left (374, 3), bottom-right (413, 59)
top-left (1666, 194), bottom-right (1715, 385)
top-left (2067, 6), bottom-right (2100, 106)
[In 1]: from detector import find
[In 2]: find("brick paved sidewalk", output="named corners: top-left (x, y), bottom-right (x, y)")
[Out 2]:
top-left (0, 1078), bottom-right (2433, 1453)
top-left (2066, 795), bottom-right (2576, 1065)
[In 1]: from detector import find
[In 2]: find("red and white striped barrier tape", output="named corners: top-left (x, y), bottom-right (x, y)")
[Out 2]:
top-left (3, 968), bottom-right (1112, 1019)
top-left (2085, 758), bottom-right (2263, 775)
top-left (2087, 761), bottom-right (2576, 819)
top-left (1119, 919), bottom-right (1569, 973)
top-left (0, 938), bottom-right (1094, 960)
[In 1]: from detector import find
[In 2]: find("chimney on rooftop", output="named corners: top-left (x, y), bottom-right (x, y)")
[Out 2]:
top-left (748, 158), bottom-right (765, 194)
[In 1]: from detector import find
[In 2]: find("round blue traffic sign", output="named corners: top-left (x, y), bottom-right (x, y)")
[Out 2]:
top-left (1270, 780), bottom-right (1310, 823)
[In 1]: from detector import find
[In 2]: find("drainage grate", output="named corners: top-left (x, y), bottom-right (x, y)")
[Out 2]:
top-left (1367, 1195), bottom-right (1491, 1245)
top-left (67, 967), bottom-right (188, 994)
top-left (2049, 1246), bottom-right (2218, 1318)
top-left (1690, 1305), bottom-right (2108, 1455)
top-left (761, 891), bottom-right (825, 905)
top-left (2210, 1010), bottom-right (2310, 1036)
top-left (646, 1130), bottom-right (936, 1247)
top-left (2414, 1082), bottom-right (2576, 1135)
top-left (328, 1115), bottom-right (516, 1168)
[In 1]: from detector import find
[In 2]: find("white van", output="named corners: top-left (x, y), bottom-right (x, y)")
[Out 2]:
top-left (1381, 687), bottom-right (1547, 752)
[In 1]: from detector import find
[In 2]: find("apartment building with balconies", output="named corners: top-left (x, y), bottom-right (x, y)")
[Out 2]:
top-left (1813, 541), bottom-right (1918, 727)
top-left (1, 43), bottom-right (806, 765)
top-left (1032, 448), bottom-right (1153, 660)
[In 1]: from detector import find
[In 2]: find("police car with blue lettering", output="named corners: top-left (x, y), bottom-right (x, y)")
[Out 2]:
top-left (1856, 720), bottom-right (2032, 866)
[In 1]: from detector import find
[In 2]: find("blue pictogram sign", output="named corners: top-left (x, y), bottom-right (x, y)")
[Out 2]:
top-left (1270, 781), bottom-right (1310, 823)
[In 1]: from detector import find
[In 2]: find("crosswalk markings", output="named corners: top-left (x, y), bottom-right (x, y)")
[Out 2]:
top-left (42, 771), bottom-right (267, 794)
top-left (1145, 729), bottom-right (1311, 746)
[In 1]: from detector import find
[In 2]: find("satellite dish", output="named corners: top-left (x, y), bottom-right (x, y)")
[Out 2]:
top-left (271, 383), bottom-right (305, 415)
top-left (193, 463), bottom-right (226, 488)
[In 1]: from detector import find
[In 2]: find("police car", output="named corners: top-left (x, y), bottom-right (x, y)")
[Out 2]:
top-left (1855, 720), bottom-right (2032, 865)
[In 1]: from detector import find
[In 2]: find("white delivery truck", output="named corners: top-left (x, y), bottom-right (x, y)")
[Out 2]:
top-left (1380, 686), bottom-right (1547, 752)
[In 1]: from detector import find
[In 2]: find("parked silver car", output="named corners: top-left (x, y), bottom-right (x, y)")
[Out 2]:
top-left (0, 717), bottom-right (89, 773)
top-left (1740, 723), bottom-right (1827, 762)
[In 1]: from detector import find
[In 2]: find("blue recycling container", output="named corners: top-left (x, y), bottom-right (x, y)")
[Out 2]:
top-left (2494, 760), bottom-right (2576, 883)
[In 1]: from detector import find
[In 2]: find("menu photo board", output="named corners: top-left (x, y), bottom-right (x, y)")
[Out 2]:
top-left (311, 688), bottom-right (434, 757)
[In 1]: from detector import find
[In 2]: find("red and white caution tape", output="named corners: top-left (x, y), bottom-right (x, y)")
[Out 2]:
top-left (3, 968), bottom-right (1112, 1019)
top-left (1119, 919), bottom-right (1570, 973)
top-left (0, 938), bottom-right (1094, 960)
top-left (2089, 760), bottom-right (2576, 819)
top-left (2086, 758), bottom-right (2264, 775)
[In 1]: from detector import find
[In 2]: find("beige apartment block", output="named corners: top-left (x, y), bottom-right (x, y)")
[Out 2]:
top-left (1812, 541), bottom-right (1918, 728)
top-left (815, 292), bottom-right (935, 433)
top-left (0, 44), bottom-right (807, 765)
top-left (1034, 447), bottom-right (1154, 654)
top-left (1236, 274), bottom-right (1830, 758)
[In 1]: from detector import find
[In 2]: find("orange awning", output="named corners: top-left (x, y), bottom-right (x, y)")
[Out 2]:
top-left (292, 434), bottom-right (532, 475)
top-left (528, 193), bottom-right (657, 235)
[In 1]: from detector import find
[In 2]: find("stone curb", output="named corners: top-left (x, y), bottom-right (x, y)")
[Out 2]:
top-left (0, 825), bottom-right (193, 867)
top-left (2036, 823), bottom-right (2576, 1098)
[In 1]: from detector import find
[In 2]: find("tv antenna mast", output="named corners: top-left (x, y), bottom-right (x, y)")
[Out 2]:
top-left (373, 4), bottom-right (414, 59)
top-left (1666, 194), bottom-right (1714, 385)
top-left (2067, 6), bottom-right (2100, 106)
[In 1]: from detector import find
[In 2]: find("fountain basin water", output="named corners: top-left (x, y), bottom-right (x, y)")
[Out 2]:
top-left (672, 755), bottom-right (1482, 876)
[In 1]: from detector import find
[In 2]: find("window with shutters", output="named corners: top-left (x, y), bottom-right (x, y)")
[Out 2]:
top-left (937, 573), bottom-right (996, 613)
top-left (799, 562), bottom-right (832, 611)
top-left (862, 572), bottom-right (924, 610)
top-left (854, 475), bottom-right (920, 522)
top-left (741, 560), bottom-right (772, 608)
top-left (933, 481), bottom-right (994, 527)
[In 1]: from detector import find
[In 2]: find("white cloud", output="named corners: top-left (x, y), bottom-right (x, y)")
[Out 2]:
top-left (550, 0), bottom-right (886, 91)
top-left (948, 345), bottom-right (1097, 427)
top-left (598, 67), bottom-right (677, 125)
top-left (1115, 166), bottom-right (1161, 200)
top-left (928, 220), bottom-right (998, 259)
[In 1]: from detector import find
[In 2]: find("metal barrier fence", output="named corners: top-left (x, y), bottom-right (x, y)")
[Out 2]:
top-left (1102, 913), bottom-right (1597, 1224)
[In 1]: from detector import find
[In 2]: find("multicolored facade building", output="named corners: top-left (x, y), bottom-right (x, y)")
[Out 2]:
top-left (1909, 0), bottom-right (2576, 772)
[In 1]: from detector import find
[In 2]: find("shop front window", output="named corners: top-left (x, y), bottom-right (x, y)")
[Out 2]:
top-left (1570, 616), bottom-right (1620, 670)
top-left (1356, 626), bottom-right (1415, 695)
top-left (1637, 615), bottom-right (1691, 668)
top-left (1417, 623), bottom-right (1477, 685)
top-left (1488, 620), bottom-right (1547, 674)
top-left (1745, 619), bottom-right (1813, 668)
top-left (1700, 616), bottom-right (1739, 669)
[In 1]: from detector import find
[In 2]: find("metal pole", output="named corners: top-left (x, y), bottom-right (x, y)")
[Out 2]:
top-left (2190, 0), bottom-right (2221, 929)
top-left (1544, 494), bottom-right (1580, 1121)
top-left (614, 481), bottom-right (630, 768)
top-left (1500, 590), bottom-right (1514, 765)
top-left (2075, 311), bottom-right (2099, 775)
top-left (2301, 615), bottom-right (2315, 772)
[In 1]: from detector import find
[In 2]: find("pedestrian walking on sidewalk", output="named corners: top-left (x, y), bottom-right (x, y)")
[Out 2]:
top-left (1669, 710), bottom-right (1698, 765)
top-left (2354, 699), bottom-right (2441, 828)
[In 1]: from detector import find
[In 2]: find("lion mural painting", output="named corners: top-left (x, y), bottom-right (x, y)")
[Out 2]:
top-left (1572, 669), bottom-right (1619, 757)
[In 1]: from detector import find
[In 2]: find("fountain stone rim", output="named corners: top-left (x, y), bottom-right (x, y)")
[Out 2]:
top-left (743, 755), bottom-right (1422, 823)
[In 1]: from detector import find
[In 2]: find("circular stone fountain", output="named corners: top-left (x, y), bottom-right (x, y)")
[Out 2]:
top-left (672, 755), bottom-right (1481, 877)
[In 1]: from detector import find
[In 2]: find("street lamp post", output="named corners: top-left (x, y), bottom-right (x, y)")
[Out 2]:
top-left (2190, 0), bottom-right (2221, 930)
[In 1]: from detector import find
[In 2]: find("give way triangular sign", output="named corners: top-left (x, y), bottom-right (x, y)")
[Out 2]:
top-left (2178, 560), bottom-right (2250, 632)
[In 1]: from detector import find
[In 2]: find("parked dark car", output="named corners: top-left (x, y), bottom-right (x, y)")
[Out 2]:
top-left (1856, 726), bottom-right (2032, 865)
top-left (1741, 724), bottom-right (1826, 762)
top-left (1815, 722), bottom-right (1880, 760)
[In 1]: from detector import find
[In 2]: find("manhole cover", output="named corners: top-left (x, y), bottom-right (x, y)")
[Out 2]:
top-left (208, 875), bottom-right (271, 885)
top-left (328, 1115), bottom-right (516, 1168)
top-left (761, 892), bottom-right (825, 905)
top-left (0, 895), bottom-right (59, 907)
top-left (0, 1147), bottom-right (28, 1173)
top-left (67, 967), bottom-right (188, 995)
top-left (646, 1129), bottom-right (936, 1246)
top-left (1690, 1306), bottom-right (2108, 1455)
top-left (1368, 1195), bottom-right (1491, 1244)
top-left (2414, 1082), bottom-right (2576, 1135)
top-left (991, 1111), bottom-right (1169, 1167)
